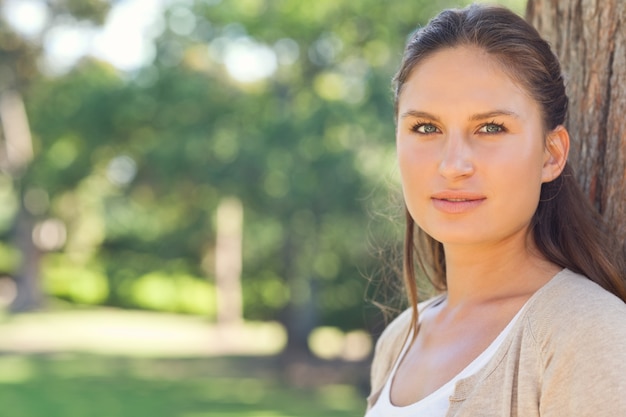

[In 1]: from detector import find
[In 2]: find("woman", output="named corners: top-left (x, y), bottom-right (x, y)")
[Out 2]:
top-left (366, 4), bottom-right (626, 416)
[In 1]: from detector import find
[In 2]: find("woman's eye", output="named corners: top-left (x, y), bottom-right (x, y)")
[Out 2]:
top-left (412, 123), bottom-right (439, 134)
top-left (478, 123), bottom-right (505, 134)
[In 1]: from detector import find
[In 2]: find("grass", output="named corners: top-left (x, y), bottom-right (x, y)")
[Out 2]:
top-left (0, 354), bottom-right (366, 417)
top-left (0, 308), bottom-right (368, 417)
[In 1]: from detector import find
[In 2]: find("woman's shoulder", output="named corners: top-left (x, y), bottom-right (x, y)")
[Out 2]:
top-left (517, 269), bottom-right (626, 415)
top-left (527, 268), bottom-right (626, 318)
top-left (524, 268), bottom-right (626, 347)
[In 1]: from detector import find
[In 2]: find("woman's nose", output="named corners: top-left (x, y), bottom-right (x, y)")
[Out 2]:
top-left (438, 134), bottom-right (475, 180)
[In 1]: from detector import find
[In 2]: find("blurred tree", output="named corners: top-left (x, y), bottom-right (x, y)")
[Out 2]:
top-left (22, 0), bottom-right (466, 351)
top-left (7, 0), bottom-right (534, 355)
top-left (527, 0), bottom-right (626, 245)
top-left (140, 0), bottom-right (471, 353)
top-left (0, 0), bottom-right (110, 311)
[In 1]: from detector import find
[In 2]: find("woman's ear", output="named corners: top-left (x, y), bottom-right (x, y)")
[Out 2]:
top-left (542, 125), bottom-right (570, 183)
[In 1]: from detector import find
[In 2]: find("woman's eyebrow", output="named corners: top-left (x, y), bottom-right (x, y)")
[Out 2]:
top-left (469, 110), bottom-right (519, 121)
top-left (399, 110), bottom-right (441, 121)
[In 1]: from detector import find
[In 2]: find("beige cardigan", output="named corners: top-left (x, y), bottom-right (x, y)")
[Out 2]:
top-left (367, 269), bottom-right (626, 416)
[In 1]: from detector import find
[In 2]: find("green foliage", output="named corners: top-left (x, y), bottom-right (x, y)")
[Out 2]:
top-left (0, 241), bottom-right (19, 274)
top-left (0, 176), bottom-right (18, 237)
top-left (61, 0), bottom-right (110, 24)
top-left (42, 255), bottom-right (108, 305)
top-left (131, 271), bottom-right (216, 317)
top-left (42, 254), bottom-right (216, 316)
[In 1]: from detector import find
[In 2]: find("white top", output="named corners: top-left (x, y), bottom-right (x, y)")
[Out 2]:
top-left (366, 303), bottom-right (527, 417)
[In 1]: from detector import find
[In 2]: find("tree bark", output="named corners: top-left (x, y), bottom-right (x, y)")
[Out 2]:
top-left (527, 0), bottom-right (626, 245)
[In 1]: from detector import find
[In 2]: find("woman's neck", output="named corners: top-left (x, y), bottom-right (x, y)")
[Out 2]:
top-left (442, 233), bottom-right (561, 308)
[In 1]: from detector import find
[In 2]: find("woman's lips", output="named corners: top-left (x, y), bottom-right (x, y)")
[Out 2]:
top-left (431, 192), bottom-right (486, 214)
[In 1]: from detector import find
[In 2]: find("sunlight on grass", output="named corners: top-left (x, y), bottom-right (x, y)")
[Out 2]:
top-left (0, 355), bottom-right (34, 383)
top-left (0, 308), bottom-right (286, 357)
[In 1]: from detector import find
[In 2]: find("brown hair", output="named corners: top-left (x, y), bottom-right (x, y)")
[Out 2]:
top-left (394, 4), bottom-right (626, 331)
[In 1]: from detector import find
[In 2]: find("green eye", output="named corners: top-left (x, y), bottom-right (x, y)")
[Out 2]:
top-left (480, 123), bottom-right (505, 133)
top-left (413, 123), bottom-right (439, 134)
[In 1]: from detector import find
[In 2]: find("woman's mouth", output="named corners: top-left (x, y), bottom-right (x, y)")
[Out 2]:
top-left (431, 192), bottom-right (486, 214)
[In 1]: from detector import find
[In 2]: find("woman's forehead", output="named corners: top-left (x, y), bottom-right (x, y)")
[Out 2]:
top-left (399, 46), bottom-right (536, 111)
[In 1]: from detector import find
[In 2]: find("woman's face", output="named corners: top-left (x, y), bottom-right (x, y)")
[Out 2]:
top-left (396, 46), bottom-right (556, 248)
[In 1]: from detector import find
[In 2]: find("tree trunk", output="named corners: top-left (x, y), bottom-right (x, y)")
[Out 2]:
top-left (9, 201), bottom-right (43, 312)
top-left (215, 197), bottom-right (244, 325)
top-left (526, 0), bottom-right (626, 245)
top-left (0, 90), bottom-right (41, 312)
top-left (281, 233), bottom-right (316, 357)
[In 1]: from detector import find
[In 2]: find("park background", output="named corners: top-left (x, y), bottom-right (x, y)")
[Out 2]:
top-left (3, 0), bottom-right (622, 416)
